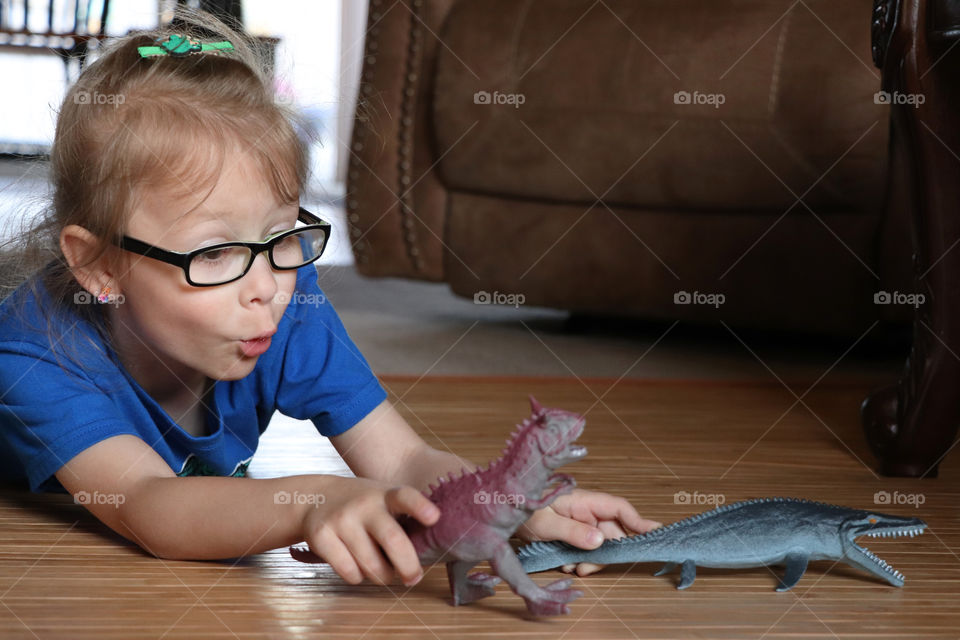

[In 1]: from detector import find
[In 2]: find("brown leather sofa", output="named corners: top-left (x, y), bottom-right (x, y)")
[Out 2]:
top-left (346, 0), bottom-right (911, 337)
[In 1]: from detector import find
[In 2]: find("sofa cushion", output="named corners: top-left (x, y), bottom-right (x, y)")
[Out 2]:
top-left (444, 191), bottom-right (893, 335)
top-left (433, 0), bottom-right (888, 213)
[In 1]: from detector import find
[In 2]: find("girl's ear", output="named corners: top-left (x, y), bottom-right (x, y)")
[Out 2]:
top-left (60, 224), bottom-right (114, 296)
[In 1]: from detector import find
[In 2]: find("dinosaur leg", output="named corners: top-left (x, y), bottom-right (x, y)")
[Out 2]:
top-left (445, 560), bottom-right (501, 606)
top-left (676, 559), bottom-right (697, 590)
top-left (654, 562), bottom-right (678, 577)
top-left (775, 553), bottom-right (809, 592)
top-left (489, 542), bottom-right (582, 616)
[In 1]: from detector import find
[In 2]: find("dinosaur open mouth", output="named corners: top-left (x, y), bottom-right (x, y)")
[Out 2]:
top-left (851, 523), bottom-right (926, 584)
top-left (566, 445), bottom-right (587, 458)
top-left (547, 443), bottom-right (588, 467)
top-left (544, 417), bottom-right (586, 461)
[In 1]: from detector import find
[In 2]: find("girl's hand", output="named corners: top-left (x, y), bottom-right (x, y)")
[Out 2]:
top-left (295, 476), bottom-right (439, 587)
top-left (517, 488), bottom-right (661, 576)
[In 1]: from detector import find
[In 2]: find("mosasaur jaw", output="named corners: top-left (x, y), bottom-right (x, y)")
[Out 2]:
top-left (844, 520), bottom-right (927, 587)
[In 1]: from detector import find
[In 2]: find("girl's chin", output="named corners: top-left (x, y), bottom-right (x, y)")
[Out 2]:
top-left (210, 358), bottom-right (258, 382)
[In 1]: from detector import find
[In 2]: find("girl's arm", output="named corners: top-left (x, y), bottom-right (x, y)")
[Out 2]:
top-left (55, 432), bottom-right (437, 587)
top-left (329, 400), bottom-right (477, 491)
top-left (56, 434), bottom-right (320, 558)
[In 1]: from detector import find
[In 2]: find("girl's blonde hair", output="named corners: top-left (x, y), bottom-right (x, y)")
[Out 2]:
top-left (2, 8), bottom-right (309, 367)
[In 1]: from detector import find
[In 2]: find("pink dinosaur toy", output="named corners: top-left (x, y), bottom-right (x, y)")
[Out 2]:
top-left (291, 396), bottom-right (588, 616)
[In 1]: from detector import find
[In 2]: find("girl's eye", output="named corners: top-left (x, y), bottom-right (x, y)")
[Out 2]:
top-left (198, 248), bottom-right (228, 262)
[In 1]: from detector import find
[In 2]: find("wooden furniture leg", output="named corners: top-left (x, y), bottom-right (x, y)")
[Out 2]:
top-left (862, 0), bottom-right (960, 477)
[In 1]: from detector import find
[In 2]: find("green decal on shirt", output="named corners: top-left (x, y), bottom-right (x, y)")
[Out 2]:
top-left (177, 455), bottom-right (249, 478)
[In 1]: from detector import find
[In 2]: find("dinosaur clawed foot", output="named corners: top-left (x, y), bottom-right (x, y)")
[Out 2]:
top-left (466, 572), bottom-right (502, 601)
top-left (452, 572), bottom-right (502, 605)
top-left (467, 572), bottom-right (502, 588)
top-left (544, 578), bottom-right (575, 592)
top-left (523, 579), bottom-right (582, 616)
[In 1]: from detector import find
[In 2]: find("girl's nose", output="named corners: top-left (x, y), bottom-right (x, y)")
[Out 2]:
top-left (241, 252), bottom-right (279, 304)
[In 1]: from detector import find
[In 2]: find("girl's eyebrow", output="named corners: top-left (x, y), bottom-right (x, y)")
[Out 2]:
top-left (181, 208), bottom-right (297, 240)
top-left (173, 205), bottom-right (227, 224)
top-left (182, 206), bottom-right (293, 226)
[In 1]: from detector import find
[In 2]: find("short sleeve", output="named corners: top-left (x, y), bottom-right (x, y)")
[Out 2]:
top-left (267, 267), bottom-right (387, 437)
top-left (0, 342), bottom-right (139, 493)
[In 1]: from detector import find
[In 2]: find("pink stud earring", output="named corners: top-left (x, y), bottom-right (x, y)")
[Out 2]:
top-left (96, 286), bottom-right (112, 304)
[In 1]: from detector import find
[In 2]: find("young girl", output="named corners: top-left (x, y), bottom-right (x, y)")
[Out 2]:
top-left (0, 11), bottom-right (658, 589)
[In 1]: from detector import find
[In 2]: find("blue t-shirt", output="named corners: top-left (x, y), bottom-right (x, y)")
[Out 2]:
top-left (0, 264), bottom-right (386, 493)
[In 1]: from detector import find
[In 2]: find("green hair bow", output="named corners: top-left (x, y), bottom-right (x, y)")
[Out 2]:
top-left (138, 34), bottom-right (234, 58)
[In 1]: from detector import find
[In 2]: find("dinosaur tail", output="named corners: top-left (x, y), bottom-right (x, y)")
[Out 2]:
top-left (516, 540), bottom-right (592, 573)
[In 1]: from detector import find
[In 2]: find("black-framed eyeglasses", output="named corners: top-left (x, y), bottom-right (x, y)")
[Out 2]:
top-left (116, 207), bottom-right (331, 287)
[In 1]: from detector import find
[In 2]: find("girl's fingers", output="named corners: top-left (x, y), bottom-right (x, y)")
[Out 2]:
top-left (570, 492), bottom-right (662, 536)
top-left (562, 519), bottom-right (626, 576)
top-left (540, 506), bottom-right (604, 549)
top-left (574, 561), bottom-right (604, 576)
top-left (604, 497), bottom-right (662, 534)
top-left (540, 492), bottom-right (664, 577)
top-left (598, 519), bottom-right (629, 540)
top-left (615, 504), bottom-right (662, 535)
top-left (296, 484), bottom-right (434, 587)
top-left (371, 518), bottom-right (423, 587)
top-left (342, 525), bottom-right (395, 586)
top-left (381, 487), bottom-right (431, 585)
top-left (310, 526), bottom-right (363, 585)
top-left (385, 486), bottom-right (439, 526)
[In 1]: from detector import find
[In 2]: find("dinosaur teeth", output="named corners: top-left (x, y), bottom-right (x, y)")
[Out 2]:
top-left (868, 527), bottom-right (925, 539)
top-left (858, 544), bottom-right (905, 579)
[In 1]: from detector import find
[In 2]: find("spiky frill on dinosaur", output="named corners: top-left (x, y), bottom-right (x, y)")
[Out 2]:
top-left (290, 396), bottom-right (589, 616)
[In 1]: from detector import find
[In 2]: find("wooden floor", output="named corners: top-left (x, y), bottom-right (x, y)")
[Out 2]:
top-left (1, 376), bottom-right (958, 639)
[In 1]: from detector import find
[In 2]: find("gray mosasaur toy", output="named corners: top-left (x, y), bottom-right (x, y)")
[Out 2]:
top-left (516, 497), bottom-right (926, 591)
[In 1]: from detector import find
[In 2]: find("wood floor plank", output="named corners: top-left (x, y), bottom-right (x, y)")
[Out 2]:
top-left (0, 377), bottom-right (956, 638)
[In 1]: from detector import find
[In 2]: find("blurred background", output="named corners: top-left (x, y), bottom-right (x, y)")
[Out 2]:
top-left (0, 0), bottom-right (364, 264)
top-left (0, 0), bottom-right (911, 385)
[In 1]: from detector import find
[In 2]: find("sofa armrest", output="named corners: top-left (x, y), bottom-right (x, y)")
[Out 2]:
top-left (346, 0), bottom-right (456, 280)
